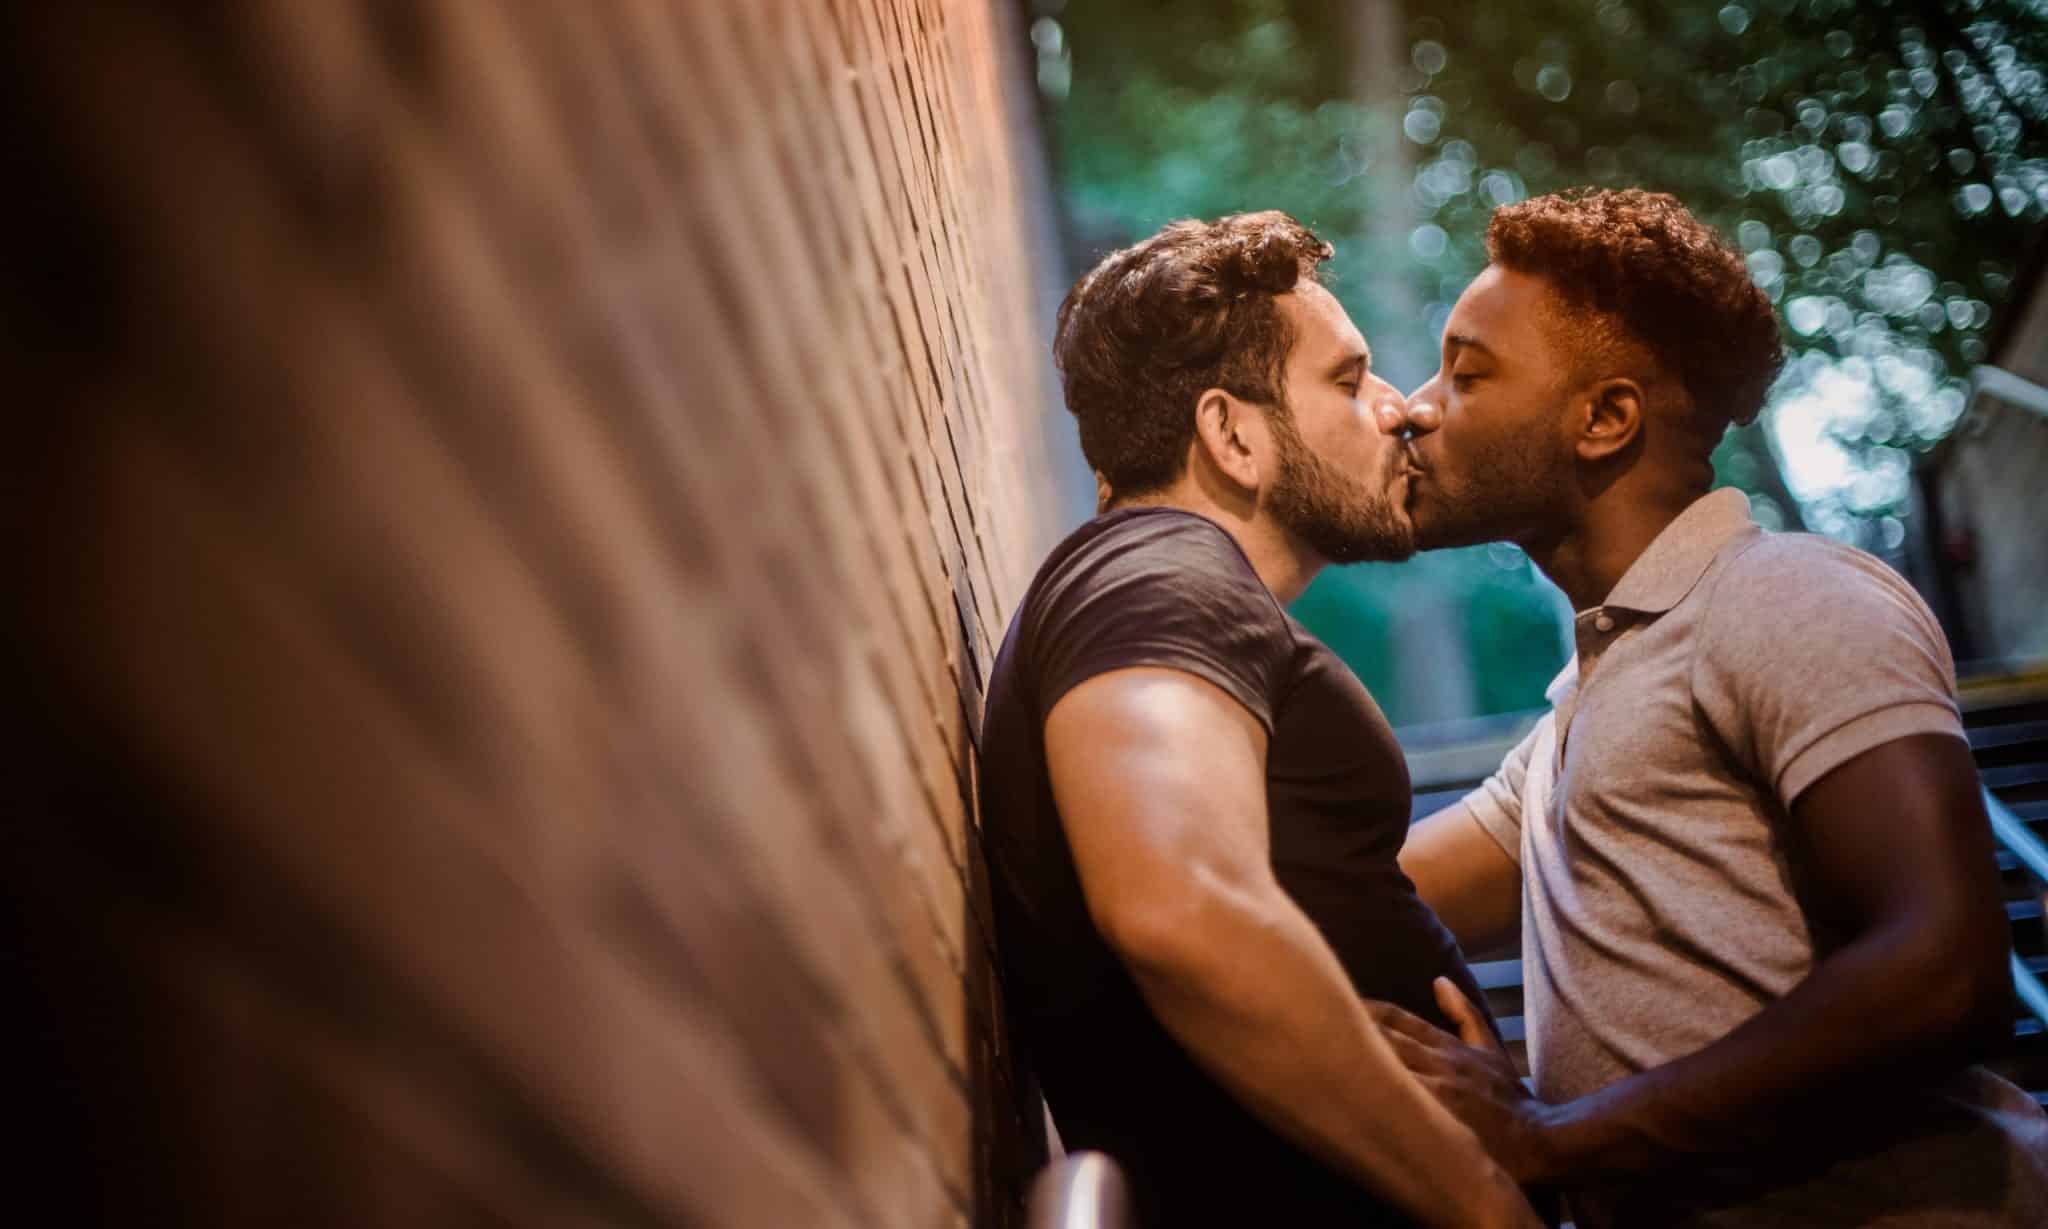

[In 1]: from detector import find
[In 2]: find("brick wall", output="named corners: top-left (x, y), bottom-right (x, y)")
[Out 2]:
top-left (5, 3), bottom-right (1066, 1226)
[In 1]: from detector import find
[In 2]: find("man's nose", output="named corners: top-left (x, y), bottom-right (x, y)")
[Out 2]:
top-left (1400, 389), bottom-right (1445, 436)
top-left (1365, 373), bottom-right (1410, 436)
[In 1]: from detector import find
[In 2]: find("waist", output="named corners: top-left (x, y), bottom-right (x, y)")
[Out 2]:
top-left (1569, 1068), bottom-right (2048, 1228)
top-left (1046, 1070), bottom-right (1420, 1229)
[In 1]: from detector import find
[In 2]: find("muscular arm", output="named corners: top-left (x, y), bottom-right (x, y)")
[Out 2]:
top-left (1401, 804), bottom-right (1521, 954)
top-left (1541, 732), bottom-right (2010, 1174)
top-left (1045, 666), bottom-right (1538, 1229)
top-left (1410, 732), bottom-right (2013, 1183)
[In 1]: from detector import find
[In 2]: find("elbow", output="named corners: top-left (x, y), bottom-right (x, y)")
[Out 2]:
top-left (1092, 889), bottom-right (1208, 978)
top-left (1922, 969), bottom-right (2010, 1065)
top-left (1089, 869), bottom-right (1263, 982)
top-left (1956, 920), bottom-right (2017, 1060)
top-left (1899, 922), bottom-right (2013, 1064)
top-left (1958, 954), bottom-right (2018, 1061)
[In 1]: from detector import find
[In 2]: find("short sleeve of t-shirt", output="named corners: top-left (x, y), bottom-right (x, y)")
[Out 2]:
top-left (1031, 511), bottom-right (1296, 733)
top-left (1691, 534), bottom-right (1964, 805)
top-left (1458, 717), bottom-right (1547, 866)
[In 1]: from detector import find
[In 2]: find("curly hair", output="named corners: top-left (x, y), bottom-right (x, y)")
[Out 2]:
top-left (1486, 189), bottom-right (1784, 429)
top-left (1053, 211), bottom-right (1334, 496)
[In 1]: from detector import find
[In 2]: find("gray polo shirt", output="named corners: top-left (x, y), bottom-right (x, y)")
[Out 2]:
top-left (1457, 488), bottom-right (2048, 1227)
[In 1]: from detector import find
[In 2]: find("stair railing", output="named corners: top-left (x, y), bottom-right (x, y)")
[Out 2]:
top-left (1985, 786), bottom-right (2048, 1028)
top-left (1968, 364), bottom-right (2048, 425)
top-left (1027, 1152), bottom-right (1133, 1229)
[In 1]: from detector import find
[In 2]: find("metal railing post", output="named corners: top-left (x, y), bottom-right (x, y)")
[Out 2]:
top-left (1027, 1152), bottom-right (1134, 1229)
top-left (1985, 786), bottom-right (2048, 1028)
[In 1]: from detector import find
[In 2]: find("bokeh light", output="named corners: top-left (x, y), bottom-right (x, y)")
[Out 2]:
top-left (1037, 0), bottom-right (2048, 720)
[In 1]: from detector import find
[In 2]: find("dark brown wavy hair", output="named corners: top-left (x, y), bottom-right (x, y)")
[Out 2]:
top-left (1487, 189), bottom-right (1784, 429)
top-left (1053, 211), bottom-right (1334, 496)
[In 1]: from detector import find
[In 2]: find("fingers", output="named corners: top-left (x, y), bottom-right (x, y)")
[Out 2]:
top-left (1364, 998), bottom-right (1445, 1046)
top-left (1435, 976), bottom-right (1494, 1050)
top-left (1366, 998), bottom-right (1468, 1086)
top-left (1377, 1021), bottom-right (1456, 1082)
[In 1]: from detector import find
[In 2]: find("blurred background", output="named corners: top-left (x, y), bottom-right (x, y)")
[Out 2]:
top-left (1027, 0), bottom-right (2048, 727)
top-left (4, 4), bottom-right (2044, 1227)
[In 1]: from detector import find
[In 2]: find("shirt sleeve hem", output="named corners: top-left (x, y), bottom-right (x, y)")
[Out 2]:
top-left (1778, 701), bottom-right (1967, 803)
top-left (1458, 790), bottom-right (1524, 867)
top-left (1038, 646), bottom-right (1277, 736)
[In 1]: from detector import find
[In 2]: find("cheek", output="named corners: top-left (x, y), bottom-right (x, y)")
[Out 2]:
top-left (1424, 397), bottom-right (1498, 475)
top-left (1302, 396), bottom-right (1377, 455)
top-left (1348, 411), bottom-right (1400, 466)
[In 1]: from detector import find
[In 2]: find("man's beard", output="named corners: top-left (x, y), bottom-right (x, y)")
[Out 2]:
top-left (1265, 407), bottom-right (1415, 564)
top-left (1408, 425), bottom-right (1573, 552)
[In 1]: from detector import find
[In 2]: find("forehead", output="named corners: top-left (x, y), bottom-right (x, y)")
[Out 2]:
top-left (1281, 280), bottom-right (1367, 363)
top-left (1446, 265), bottom-right (1565, 352)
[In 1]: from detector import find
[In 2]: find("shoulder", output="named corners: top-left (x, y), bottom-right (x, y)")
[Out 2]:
top-left (1035, 508), bottom-right (1290, 629)
top-left (1690, 533), bottom-right (1961, 797)
top-left (1714, 530), bottom-right (1908, 591)
top-left (1062, 507), bottom-right (1268, 578)
top-left (1693, 530), bottom-right (1952, 685)
top-left (1024, 508), bottom-right (1299, 728)
top-left (1702, 531), bottom-right (1936, 633)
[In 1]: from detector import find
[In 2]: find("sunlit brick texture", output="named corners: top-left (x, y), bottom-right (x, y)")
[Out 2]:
top-left (5, 3), bottom-right (1065, 1226)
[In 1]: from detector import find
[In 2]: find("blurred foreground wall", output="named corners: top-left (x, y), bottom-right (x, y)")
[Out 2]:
top-left (6, 3), bottom-right (1064, 1225)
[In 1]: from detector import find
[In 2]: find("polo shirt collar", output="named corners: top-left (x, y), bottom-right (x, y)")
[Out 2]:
top-left (1600, 487), bottom-right (1757, 616)
top-left (1544, 659), bottom-right (1578, 706)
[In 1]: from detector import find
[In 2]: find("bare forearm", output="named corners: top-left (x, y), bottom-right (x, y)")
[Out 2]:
top-left (1541, 922), bottom-right (2005, 1180)
top-left (1402, 806), bottom-right (1521, 953)
top-left (1124, 889), bottom-right (1535, 1228)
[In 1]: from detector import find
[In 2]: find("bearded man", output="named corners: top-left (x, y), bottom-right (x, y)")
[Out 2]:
top-left (978, 212), bottom-right (1540, 1228)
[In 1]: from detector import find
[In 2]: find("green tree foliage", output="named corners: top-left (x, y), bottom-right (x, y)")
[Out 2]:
top-left (1406, 0), bottom-right (2048, 541)
top-left (1031, 0), bottom-right (2048, 721)
top-left (1040, 1), bottom-right (1399, 355)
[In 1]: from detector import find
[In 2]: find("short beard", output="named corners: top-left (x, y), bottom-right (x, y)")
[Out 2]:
top-left (1409, 424), bottom-right (1573, 552)
top-left (1265, 404), bottom-right (1415, 564)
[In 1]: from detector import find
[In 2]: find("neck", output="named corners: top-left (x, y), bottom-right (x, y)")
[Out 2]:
top-left (1524, 467), bottom-right (1708, 611)
top-left (1113, 481), bottom-right (1322, 605)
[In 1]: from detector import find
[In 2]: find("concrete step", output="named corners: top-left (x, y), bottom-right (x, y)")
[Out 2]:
top-left (1983, 761), bottom-right (2048, 792)
top-left (1969, 719), bottom-right (2048, 766)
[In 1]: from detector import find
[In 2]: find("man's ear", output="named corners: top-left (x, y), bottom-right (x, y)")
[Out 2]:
top-left (1192, 387), bottom-right (1264, 493)
top-left (1574, 378), bottom-right (1644, 463)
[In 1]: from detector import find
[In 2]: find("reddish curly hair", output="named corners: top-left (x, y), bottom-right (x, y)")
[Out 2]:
top-left (1486, 189), bottom-right (1784, 429)
top-left (1054, 211), bottom-right (1334, 496)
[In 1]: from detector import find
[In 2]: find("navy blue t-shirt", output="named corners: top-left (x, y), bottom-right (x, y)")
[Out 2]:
top-left (980, 507), bottom-right (1494, 1227)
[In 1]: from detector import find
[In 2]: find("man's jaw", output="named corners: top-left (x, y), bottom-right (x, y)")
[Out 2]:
top-left (1403, 467), bottom-right (1504, 552)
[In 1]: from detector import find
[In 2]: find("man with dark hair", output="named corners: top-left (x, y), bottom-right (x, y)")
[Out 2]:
top-left (1380, 188), bottom-right (2048, 1226)
top-left (979, 212), bottom-right (1541, 1227)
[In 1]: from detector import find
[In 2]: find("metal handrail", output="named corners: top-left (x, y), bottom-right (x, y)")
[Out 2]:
top-left (1985, 786), bottom-right (2048, 1028)
top-left (1028, 1151), bottom-right (1133, 1229)
top-left (2012, 951), bottom-right (2048, 1029)
top-left (1987, 786), bottom-right (2048, 883)
top-left (1969, 364), bottom-right (2048, 424)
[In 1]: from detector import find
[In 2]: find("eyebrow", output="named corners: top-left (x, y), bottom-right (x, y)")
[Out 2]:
top-left (1326, 348), bottom-right (1371, 379)
top-left (1446, 333), bottom-right (1496, 359)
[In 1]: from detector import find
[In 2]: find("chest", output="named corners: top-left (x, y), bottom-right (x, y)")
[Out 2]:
top-left (1265, 642), bottom-right (1411, 865)
top-left (1559, 618), bottom-right (1699, 780)
top-left (1538, 616), bottom-right (1777, 861)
